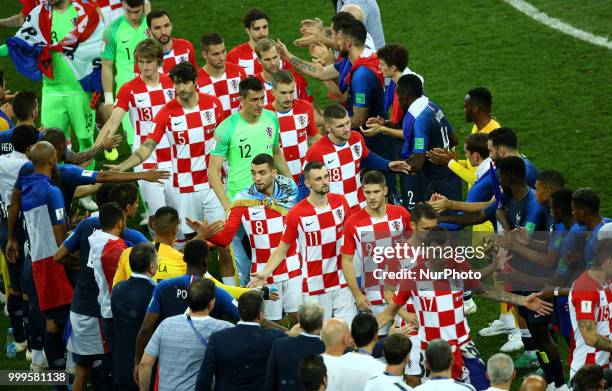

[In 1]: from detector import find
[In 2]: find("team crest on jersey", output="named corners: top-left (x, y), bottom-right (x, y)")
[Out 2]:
top-left (265, 127), bottom-right (273, 138)
top-left (335, 208), bottom-right (344, 221)
top-left (166, 89), bottom-right (175, 100)
top-left (230, 79), bottom-right (240, 91)
top-left (296, 114), bottom-right (307, 128)
top-left (202, 109), bottom-right (215, 126)
top-left (352, 144), bottom-right (361, 157)
top-left (392, 220), bottom-right (401, 232)
top-left (70, 17), bottom-right (78, 27)
top-left (179, 56), bottom-right (188, 63)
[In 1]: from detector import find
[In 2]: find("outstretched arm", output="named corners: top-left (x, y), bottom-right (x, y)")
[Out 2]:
top-left (277, 40), bottom-right (338, 81)
top-left (247, 241), bottom-right (291, 288)
top-left (114, 138), bottom-right (157, 172)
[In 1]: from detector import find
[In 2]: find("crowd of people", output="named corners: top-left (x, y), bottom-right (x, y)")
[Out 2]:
top-left (0, 0), bottom-right (610, 390)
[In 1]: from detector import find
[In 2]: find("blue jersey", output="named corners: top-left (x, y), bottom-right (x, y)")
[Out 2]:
top-left (409, 100), bottom-right (455, 179)
top-left (438, 168), bottom-right (495, 231)
top-left (16, 162), bottom-right (98, 208)
top-left (486, 188), bottom-right (549, 277)
top-left (334, 57), bottom-right (385, 119)
top-left (147, 274), bottom-right (239, 322)
top-left (522, 157), bottom-right (538, 189)
top-left (65, 216), bottom-right (147, 317)
top-left (584, 218), bottom-right (612, 268)
top-left (556, 223), bottom-right (587, 279)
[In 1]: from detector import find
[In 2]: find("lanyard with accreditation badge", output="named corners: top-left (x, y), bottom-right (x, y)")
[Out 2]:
top-left (186, 275), bottom-right (208, 347)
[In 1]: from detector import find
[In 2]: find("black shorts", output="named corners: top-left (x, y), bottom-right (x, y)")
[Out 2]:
top-left (42, 304), bottom-right (70, 324)
top-left (517, 294), bottom-right (551, 325)
top-left (72, 352), bottom-right (106, 367)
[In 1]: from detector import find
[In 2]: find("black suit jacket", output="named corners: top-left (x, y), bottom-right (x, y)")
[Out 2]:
top-left (195, 323), bottom-right (285, 391)
top-left (110, 276), bottom-right (155, 389)
top-left (265, 334), bottom-right (325, 391)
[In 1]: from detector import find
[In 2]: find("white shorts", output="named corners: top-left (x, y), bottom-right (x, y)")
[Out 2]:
top-left (405, 335), bottom-right (422, 376)
top-left (302, 287), bottom-right (357, 324)
top-left (138, 175), bottom-right (175, 217)
top-left (171, 187), bottom-right (225, 235)
top-left (66, 312), bottom-right (107, 356)
top-left (264, 277), bottom-right (302, 321)
top-left (371, 304), bottom-right (390, 336)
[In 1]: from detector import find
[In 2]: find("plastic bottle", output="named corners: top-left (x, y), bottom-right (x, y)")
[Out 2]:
top-left (6, 327), bottom-right (16, 358)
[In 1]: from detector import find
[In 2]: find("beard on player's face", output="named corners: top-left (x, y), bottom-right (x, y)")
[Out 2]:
top-left (312, 184), bottom-right (329, 195)
top-left (158, 34), bottom-right (171, 44)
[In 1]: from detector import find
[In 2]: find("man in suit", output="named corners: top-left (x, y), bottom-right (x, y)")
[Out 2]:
top-left (266, 302), bottom-right (326, 391)
top-left (196, 290), bottom-right (285, 390)
top-left (111, 243), bottom-right (157, 391)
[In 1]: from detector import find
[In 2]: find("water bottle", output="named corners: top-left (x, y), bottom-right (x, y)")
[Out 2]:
top-left (6, 328), bottom-right (16, 358)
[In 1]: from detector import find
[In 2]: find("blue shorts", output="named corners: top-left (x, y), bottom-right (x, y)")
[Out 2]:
top-left (555, 296), bottom-right (571, 338)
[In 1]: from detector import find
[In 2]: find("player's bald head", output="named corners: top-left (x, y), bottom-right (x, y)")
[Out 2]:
top-left (29, 141), bottom-right (57, 167)
top-left (340, 4), bottom-right (365, 22)
top-left (321, 318), bottom-right (350, 347)
top-left (519, 374), bottom-right (547, 391)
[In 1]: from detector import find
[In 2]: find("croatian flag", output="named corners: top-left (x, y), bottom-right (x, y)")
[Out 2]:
top-left (5, 0), bottom-right (104, 92)
top-left (88, 230), bottom-right (126, 318)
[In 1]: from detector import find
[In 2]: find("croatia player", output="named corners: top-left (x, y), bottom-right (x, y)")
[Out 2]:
top-left (301, 104), bottom-right (409, 212)
top-left (208, 154), bottom-right (301, 324)
top-left (254, 38), bottom-right (312, 105)
top-left (114, 62), bottom-right (226, 237)
top-left (198, 33), bottom-right (247, 118)
top-left (265, 70), bottom-right (320, 184)
top-left (227, 8), bottom-right (291, 76)
top-left (377, 227), bottom-right (553, 389)
top-left (340, 170), bottom-right (411, 322)
top-left (249, 161), bottom-right (357, 323)
top-left (568, 239), bottom-right (612, 380)
top-left (145, 10), bottom-right (198, 73)
top-left (98, 39), bottom-right (175, 222)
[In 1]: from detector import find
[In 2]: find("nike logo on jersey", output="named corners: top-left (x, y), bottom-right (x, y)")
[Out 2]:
top-left (252, 211), bottom-right (261, 216)
top-left (305, 222), bottom-right (314, 226)
top-left (326, 159), bottom-right (335, 164)
top-left (137, 99), bottom-right (145, 103)
top-left (121, 39), bottom-right (129, 44)
top-left (239, 138), bottom-right (247, 143)
top-left (173, 121), bottom-right (183, 126)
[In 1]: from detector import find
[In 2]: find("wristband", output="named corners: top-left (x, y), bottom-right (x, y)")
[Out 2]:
top-left (553, 287), bottom-right (560, 297)
top-left (104, 92), bottom-right (114, 105)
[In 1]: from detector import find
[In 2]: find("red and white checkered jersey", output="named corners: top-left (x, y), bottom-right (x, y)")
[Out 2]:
top-left (96, 0), bottom-right (122, 24)
top-left (150, 93), bottom-right (225, 193)
top-left (115, 74), bottom-right (174, 170)
top-left (161, 38), bottom-right (197, 74)
top-left (568, 271), bottom-right (612, 375)
top-left (304, 131), bottom-right (369, 212)
top-left (227, 42), bottom-right (292, 76)
top-left (254, 70), bottom-right (313, 105)
top-left (265, 99), bottom-right (318, 183)
top-left (209, 204), bottom-right (301, 283)
top-left (393, 260), bottom-right (481, 348)
top-left (133, 38), bottom-right (198, 75)
top-left (341, 205), bottom-right (412, 305)
top-left (282, 194), bottom-right (351, 295)
top-left (197, 63), bottom-right (247, 119)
